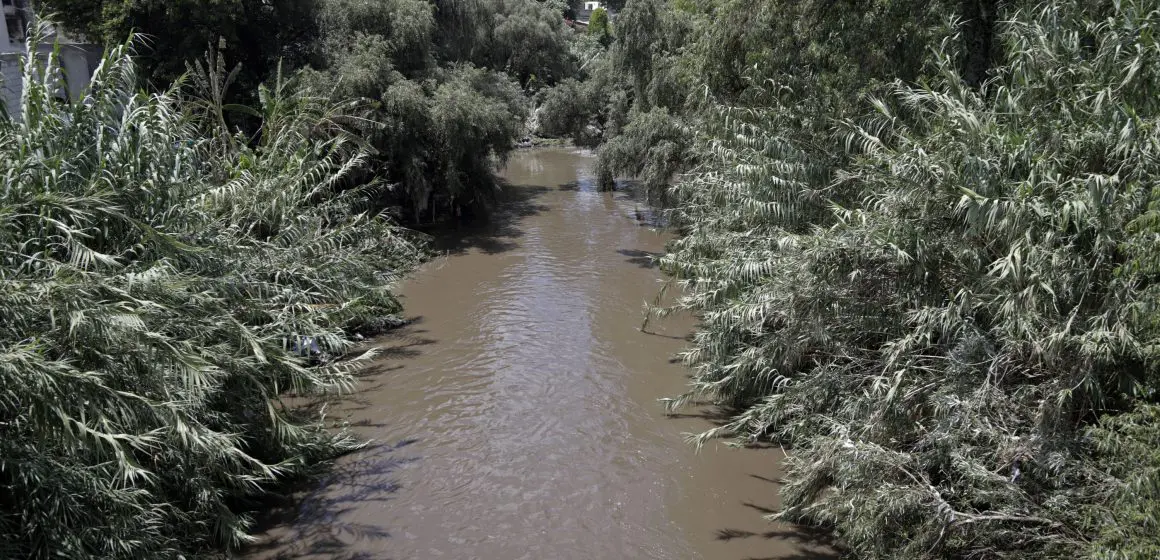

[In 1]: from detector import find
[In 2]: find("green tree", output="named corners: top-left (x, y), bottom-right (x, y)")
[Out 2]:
top-left (38, 0), bottom-right (320, 92)
top-left (486, 0), bottom-right (577, 87)
top-left (1087, 404), bottom-right (1160, 559)
top-left (41, 0), bottom-right (578, 223)
top-left (307, 0), bottom-right (553, 222)
top-left (588, 7), bottom-right (611, 43)
top-left (585, 0), bottom-right (960, 189)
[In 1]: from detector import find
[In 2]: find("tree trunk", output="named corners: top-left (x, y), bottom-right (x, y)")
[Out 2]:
top-left (960, 0), bottom-right (999, 88)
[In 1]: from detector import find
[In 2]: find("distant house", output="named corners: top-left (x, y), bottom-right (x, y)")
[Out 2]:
top-left (576, 1), bottom-right (603, 22)
top-left (0, 0), bottom-right (101, 116)
top-left (569, 1), bottom-right (614, 30)
top-left (573, 1), bottom-right (603, 23)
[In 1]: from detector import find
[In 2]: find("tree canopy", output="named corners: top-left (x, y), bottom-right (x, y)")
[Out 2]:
top-left (39, 0), bottom-right (320, 91)
top-left (39, 0), bottom-right (578, 223)
top-left (301, 0), bottom-right (573, 221)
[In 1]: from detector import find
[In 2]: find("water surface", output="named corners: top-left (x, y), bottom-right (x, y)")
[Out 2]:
top-left (248, 148), bottom-right (836, 560)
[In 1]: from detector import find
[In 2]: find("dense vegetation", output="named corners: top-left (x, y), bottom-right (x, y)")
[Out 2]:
top-left (42, 0), bottom-right (320, 91)
top-left (543, 0), bottom-right (1160, 557)
top-left (0, 1), bottom-right (579, 557)
top-left (300, 0), bottom-right (572, 221)
top-left (0, 29), bottom-right (423, 557)
top-left (9, 0), bottom-right (1160, 557)
top-left (41, 0), bottom-right (577, 223)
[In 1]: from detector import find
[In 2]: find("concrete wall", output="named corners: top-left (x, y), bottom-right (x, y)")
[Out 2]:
top-left (0, 1), bottom-right (100, 117)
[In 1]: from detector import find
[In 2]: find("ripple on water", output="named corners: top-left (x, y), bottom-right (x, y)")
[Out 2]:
top-left (246, 148), bottom-right (838, 560)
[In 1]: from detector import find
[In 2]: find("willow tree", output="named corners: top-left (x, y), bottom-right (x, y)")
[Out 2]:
top-left (0, 30), bottom-right (420, 559)
top-left (588, 7), bottom-right (611, 43)
top-left (307, 0), bottom-right (575, 222)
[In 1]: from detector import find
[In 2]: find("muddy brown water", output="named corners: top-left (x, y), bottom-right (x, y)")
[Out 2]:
top-left (247, 148), bottom-right (837, 560)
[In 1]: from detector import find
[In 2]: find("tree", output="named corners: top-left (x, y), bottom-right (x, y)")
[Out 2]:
top-left (588, 7), bottom-right (611, 44)
top-left (308, 0), bottom-right (548, 222)
top-left (37, 0), bottom-right (320, 92)
top-left (486, 0), bottom-right (577, 87)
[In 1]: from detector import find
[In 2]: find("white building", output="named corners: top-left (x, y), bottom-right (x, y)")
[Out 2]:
top-left (0, 0), bottom-right (101, 115)
top-left (574, 1), bottom-right (611, 26)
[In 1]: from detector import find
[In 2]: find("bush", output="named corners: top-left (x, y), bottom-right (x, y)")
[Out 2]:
top-left (657, 1), bottom-right (1160, 557)
top-left (0, 31), bottom-right (420, 559)
top-left (588, 7), bottom-right (611, 43)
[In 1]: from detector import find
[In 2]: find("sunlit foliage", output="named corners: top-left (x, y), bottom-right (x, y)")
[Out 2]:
top-left (38, 0), bottom-right (576, 224)
top-left (588, 7), bottom-right (611, 43)
top-left (646, 0), bottom-right (1160, 557)
top-left (0, 31), bottom-right (420, 558)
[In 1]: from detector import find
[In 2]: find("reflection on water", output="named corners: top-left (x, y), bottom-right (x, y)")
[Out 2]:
top-left (247, 148), bottom-right (837, 560)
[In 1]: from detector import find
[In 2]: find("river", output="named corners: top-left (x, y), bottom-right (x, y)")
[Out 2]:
top-left (247, 148), bottom-right (836, 560)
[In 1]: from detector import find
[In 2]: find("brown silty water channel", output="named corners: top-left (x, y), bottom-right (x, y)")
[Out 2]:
top-left (247, 148), bottom-right (837, 560)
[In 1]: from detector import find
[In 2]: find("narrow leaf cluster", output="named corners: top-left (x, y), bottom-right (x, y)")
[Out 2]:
top-left (0, 30), bottom-right (420, 558)
top-left (642, 0), bottom-right (1160, 557)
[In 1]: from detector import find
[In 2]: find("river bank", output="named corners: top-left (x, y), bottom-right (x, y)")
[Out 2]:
top-left (245, 147), bottom-right (835, 559)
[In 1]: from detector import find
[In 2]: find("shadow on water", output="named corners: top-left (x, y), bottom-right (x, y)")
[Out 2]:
top-left (607, 179), bottom-right (669, 229)
top-left (246, 440), bottom-right (420, 560)
top-left (244, 317), bottom-right (436, 559)
top-left (557, 171), bottom-right (600, 192)
top-left (717, 525), bottom-right (842, 560)
top-left (665, 407), bottom-right (734, 426)
top-left (659, 402), bottom-right (840, 560)
top-left (617, 248), bottom-right (663, 269)
top-left (429, 183), bottom-right (552, 255)
top-left (328, 321), bottom-right (435, 419)
top-left (371, 320), bottom-right (437, 361)
top-left (750, 473), bottom-right (788, 485)
top-left (640, 330), bottom-right (692, 342)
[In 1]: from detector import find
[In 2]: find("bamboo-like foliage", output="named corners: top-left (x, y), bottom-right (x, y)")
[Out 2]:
top-left (0, 28), bottom-right (421, 559)
top-left (1086, 402), bottom-right (1160, 558)
top-left (587, 0), bottom-right (955, 196)
top-left (659, 1), bottom-right (1160, 557)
